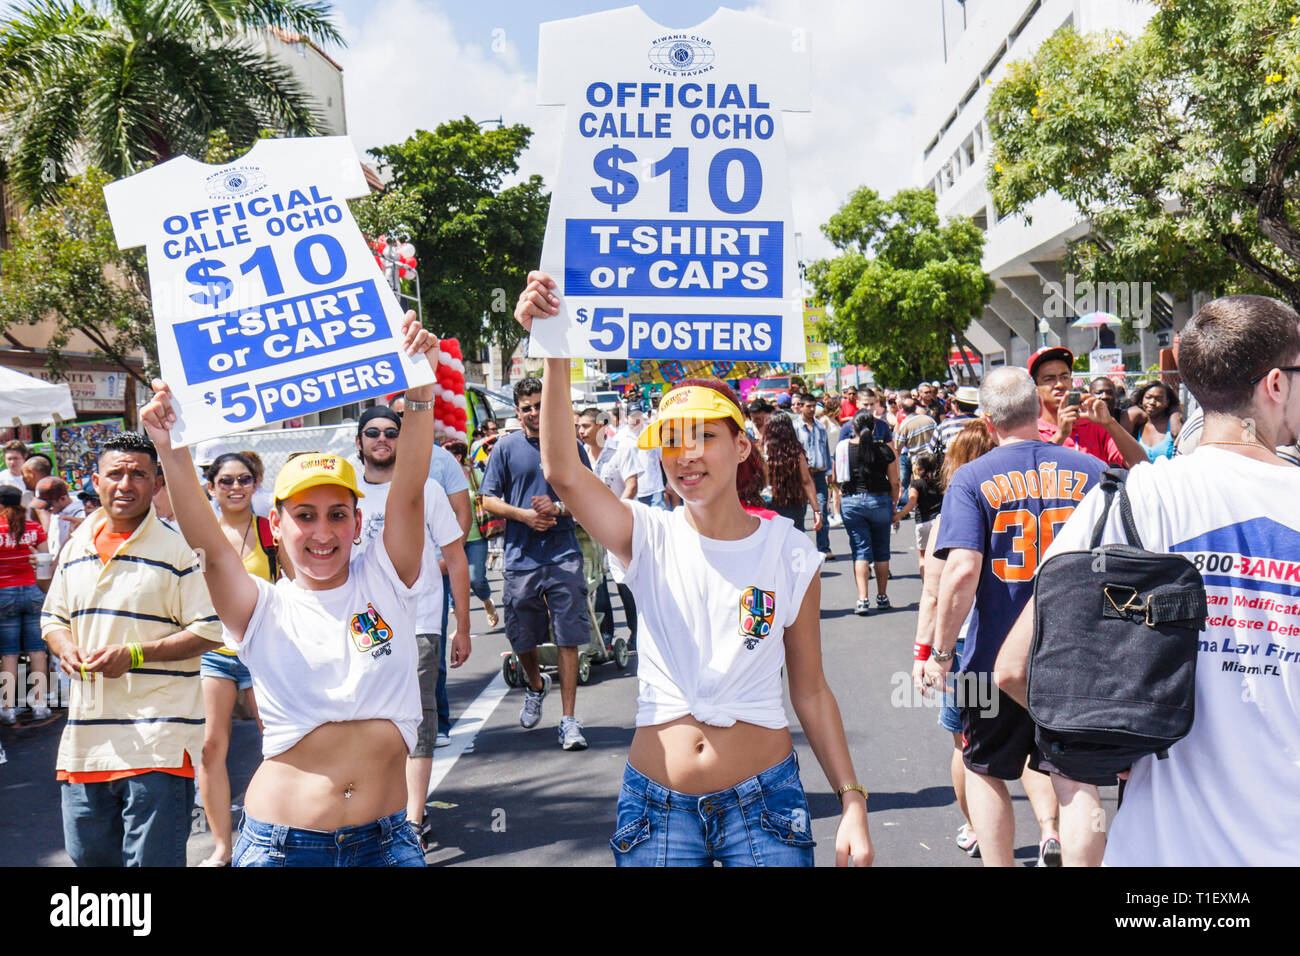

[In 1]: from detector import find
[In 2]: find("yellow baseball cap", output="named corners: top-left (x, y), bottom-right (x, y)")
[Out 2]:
top-left (637, 385), bottom-right (746, 450)
top-left (272, 454), bottom-right (365, 503)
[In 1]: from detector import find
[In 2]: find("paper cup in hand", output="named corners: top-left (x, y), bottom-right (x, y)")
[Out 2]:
top-left (34, 553), bottom-right (53, 580)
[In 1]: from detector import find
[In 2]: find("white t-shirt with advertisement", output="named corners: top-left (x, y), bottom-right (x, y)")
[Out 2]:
top-left (622, 502), bottom-right (823, 729)
top-left (356, 475), bottom-right (462, 635)
top-left (1044, 449), bottom-right (1300, 865)
top-left (622, 445), bottom-right (665, 497)
top-left (228, 539), bottom-right (422, 758)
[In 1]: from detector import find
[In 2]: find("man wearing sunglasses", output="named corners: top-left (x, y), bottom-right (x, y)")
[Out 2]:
top-left (996, 294), bottom-right (1300, 866)
top-left (354, 405), bottom-right (472, 852)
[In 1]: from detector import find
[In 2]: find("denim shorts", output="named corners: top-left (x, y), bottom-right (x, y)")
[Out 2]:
top-left (937, 637), bottom-right (966, 734)
top-left (840, 493), bottom-right (893, 563)
top-left (610, 751), bottom-right (816, 867)
top-left (199, 649), bottom-right (253, 691)
top-left (233, 808), bottom-right (425, 867)
top-left (0, 584), bottom-right (45, 656)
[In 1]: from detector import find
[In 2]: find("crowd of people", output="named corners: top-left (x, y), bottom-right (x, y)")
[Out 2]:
top-left (1, 285), bottom-right (1297, 868)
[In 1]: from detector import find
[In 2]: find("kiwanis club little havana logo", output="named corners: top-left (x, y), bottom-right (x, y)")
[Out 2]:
top-left (738, 586), bottom-right (775, 650)
top-left (647, 34), bottom-right (716, 76)
top-left (350, 603), bottom-right (394, 658)
top-left (204, 165), bottom-right (267, 200)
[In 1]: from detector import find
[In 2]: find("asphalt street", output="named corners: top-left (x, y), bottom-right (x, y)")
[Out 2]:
top-left (0, 517), bottom-right (1116, 867)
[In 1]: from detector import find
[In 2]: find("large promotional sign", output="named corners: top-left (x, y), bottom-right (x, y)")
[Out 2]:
top-left (104, 136), bottom-right (435, 447)
top-left (529, 7), bottom-right (810, 364)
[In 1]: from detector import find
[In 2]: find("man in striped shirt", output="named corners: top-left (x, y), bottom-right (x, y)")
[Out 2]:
top-left (41, 432), bottom-right (222, 867)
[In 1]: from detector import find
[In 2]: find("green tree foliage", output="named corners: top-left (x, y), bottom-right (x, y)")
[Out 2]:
top-left (0, 0), bottom-right (342, 205)
top-left (0, 169), bottom-right (154, 383)
top-left (367, 118), bottom-right (549, 362)
top-left (987, 0), bottom-right (1300, 311)
top-left (807, 187), bottom-right (992, 387)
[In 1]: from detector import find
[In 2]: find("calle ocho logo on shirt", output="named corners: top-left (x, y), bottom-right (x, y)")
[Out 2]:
top-left (738, 587), bottom-right (775, 650)
top-left (350, 603), bottom-right (394, 658)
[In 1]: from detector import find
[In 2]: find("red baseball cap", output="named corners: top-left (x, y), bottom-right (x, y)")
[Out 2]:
top-left (1027, 346), bottom-right (1074, 380)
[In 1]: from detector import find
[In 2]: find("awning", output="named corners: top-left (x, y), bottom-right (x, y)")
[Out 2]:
top-left (0, 365), bottom-right (78, 425)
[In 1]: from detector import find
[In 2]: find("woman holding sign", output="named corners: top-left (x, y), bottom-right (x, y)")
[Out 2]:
top-left (516, 272), bottom-right (873, 867)
top-left (140, 312), bottom-right (438, 867)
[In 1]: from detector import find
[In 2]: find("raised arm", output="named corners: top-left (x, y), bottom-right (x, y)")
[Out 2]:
top-left (139, 384), bottom-right (260, 640)
top-left (383, 312), bottom-right (440, 588)
top-left (516, 271), bottom-right (634, 566)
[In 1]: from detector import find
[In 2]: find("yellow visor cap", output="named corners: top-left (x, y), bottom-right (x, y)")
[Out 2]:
top-left (637, 386), bottom-right (746, 449)
top-left (272, 454), bottom-right (365, 503)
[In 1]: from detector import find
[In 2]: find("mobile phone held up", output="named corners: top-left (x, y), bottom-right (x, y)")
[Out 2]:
top-left (1065, 391), bottom-right (1083, 407)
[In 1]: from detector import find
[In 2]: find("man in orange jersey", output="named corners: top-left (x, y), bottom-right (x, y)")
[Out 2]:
top-left (924, 368), bottom-right (1106, 867)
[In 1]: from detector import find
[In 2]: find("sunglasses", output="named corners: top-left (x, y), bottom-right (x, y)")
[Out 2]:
top-left (1248, 365), bottom-right (1300, 386)
top-left (216, 474), bottom-right (255, 488)
top-left (363, 427), bottom-right (400, 440)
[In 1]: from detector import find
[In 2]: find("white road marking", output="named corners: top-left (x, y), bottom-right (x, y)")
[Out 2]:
top-left (427, 672), bottom-right (511, 796)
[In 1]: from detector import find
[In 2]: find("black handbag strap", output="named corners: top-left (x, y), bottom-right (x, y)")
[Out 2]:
top-left (1089, 467), bottom-right (1144, 550)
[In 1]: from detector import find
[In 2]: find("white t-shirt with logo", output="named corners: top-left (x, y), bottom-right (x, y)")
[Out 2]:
top-left (1044, 449), bottom-right (1300, 865)
top-left (622, 502), bottom-right (823, 729)
top-left (355, 476), bottom-right (462, 635)
top-left (531, 6), bottom-right (810, 364)
top-left (228, 539), bottom-right (422, 758)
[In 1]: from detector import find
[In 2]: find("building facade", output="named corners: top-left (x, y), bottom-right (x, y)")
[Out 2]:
top-left (916, 0), bottom-right (1185, 376)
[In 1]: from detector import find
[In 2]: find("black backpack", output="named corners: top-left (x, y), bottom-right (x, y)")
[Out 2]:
top-left (1026, 468), bottom-right (1207, 783)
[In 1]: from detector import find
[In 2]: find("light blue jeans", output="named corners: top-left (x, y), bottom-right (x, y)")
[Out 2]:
top-left (610, 751), bottom-right (816, 866)
top-left (233, 809), bottom-right (425, 867)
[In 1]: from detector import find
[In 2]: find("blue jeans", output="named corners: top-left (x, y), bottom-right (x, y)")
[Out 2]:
top-left (898, 448), bottom-right (912, 507)
top-left (0, 583), bottom-right (44, 655)
top-left (937, 637), bottom-right (967, 734)
top-left (840, 493), bottom-right (894, 563)
top-left (638, 491), bottom-right (668, 510)
top-left (464, 538), bottom-right (492, 602)
top-left (61, 772), bottom-right (194, 867)
top-left (810, 469), bottom-right (830, 552)
top-left (610, 751), bottom-right (816, 867)
top-left (233, 808), bottom-right (424, 867)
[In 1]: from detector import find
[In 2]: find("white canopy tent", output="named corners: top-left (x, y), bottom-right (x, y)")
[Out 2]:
top-left (0, 365), bottom-right (77, 425)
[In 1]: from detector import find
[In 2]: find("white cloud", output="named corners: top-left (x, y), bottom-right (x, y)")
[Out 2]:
top-left (749, 0), bottom-right (942, 263)
top-left (336, 1), bottom-right (943, 262)
top-left (335, 0), bottom-right (562, 182)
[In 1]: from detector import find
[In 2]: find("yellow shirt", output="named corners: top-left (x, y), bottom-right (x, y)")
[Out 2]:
top-left (214, 526), bottom-right (274, 656)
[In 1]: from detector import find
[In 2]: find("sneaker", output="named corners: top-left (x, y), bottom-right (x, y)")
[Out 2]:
top-left (0, 707), bottom-right (16, 725)
top-left (828, 513), bottom-right (843, 527)
top-left (876, 595), bottom-right (891, 609)
top-left (955, 823), bottom-right (980, 858)
top-left (30, 705), bottom-right (51, 720)
top-left (520, 673), bottom-right (550, 729)
top-left (854, 598), bottom-right (871, 616)
top-left (434, 731), bottom-right (452, 748)
top-left (1037, 835), bottom-right (1062, 867)
top-left (558, 716), bottom-right (588, 751)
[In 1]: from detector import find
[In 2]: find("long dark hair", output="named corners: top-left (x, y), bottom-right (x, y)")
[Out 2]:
top-left (0, 487), bottom-right (25, 540)
top-left (762, 413), bottom-right (807, 507)
top-left (205, 452), bottom-right (258, 485)
top-left (668, 377), bottom-right (763, 501)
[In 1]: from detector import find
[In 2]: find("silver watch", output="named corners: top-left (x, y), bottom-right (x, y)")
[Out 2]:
top-left (932, 647), bottom-right (955, 663)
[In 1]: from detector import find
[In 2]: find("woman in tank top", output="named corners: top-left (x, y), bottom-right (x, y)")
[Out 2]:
top-left (1128, 381), bottom-right (1182, 462)
top-left (194, 451), bottom-right (275, 866)
top-left (517, 272), bottom-right (873, 867)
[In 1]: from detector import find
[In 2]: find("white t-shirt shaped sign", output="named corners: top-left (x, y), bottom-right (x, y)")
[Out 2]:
top-left (530, 5), bottom-right (810, 364)
top-left (104, 136), bottom-right (434, 446)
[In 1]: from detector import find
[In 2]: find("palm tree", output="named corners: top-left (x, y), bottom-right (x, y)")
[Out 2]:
top-left (0, 0), bottom-right (345, 205)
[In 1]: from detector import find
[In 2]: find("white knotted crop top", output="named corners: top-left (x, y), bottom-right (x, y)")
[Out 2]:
top-left (621, 502), bottom-right (824, 729)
